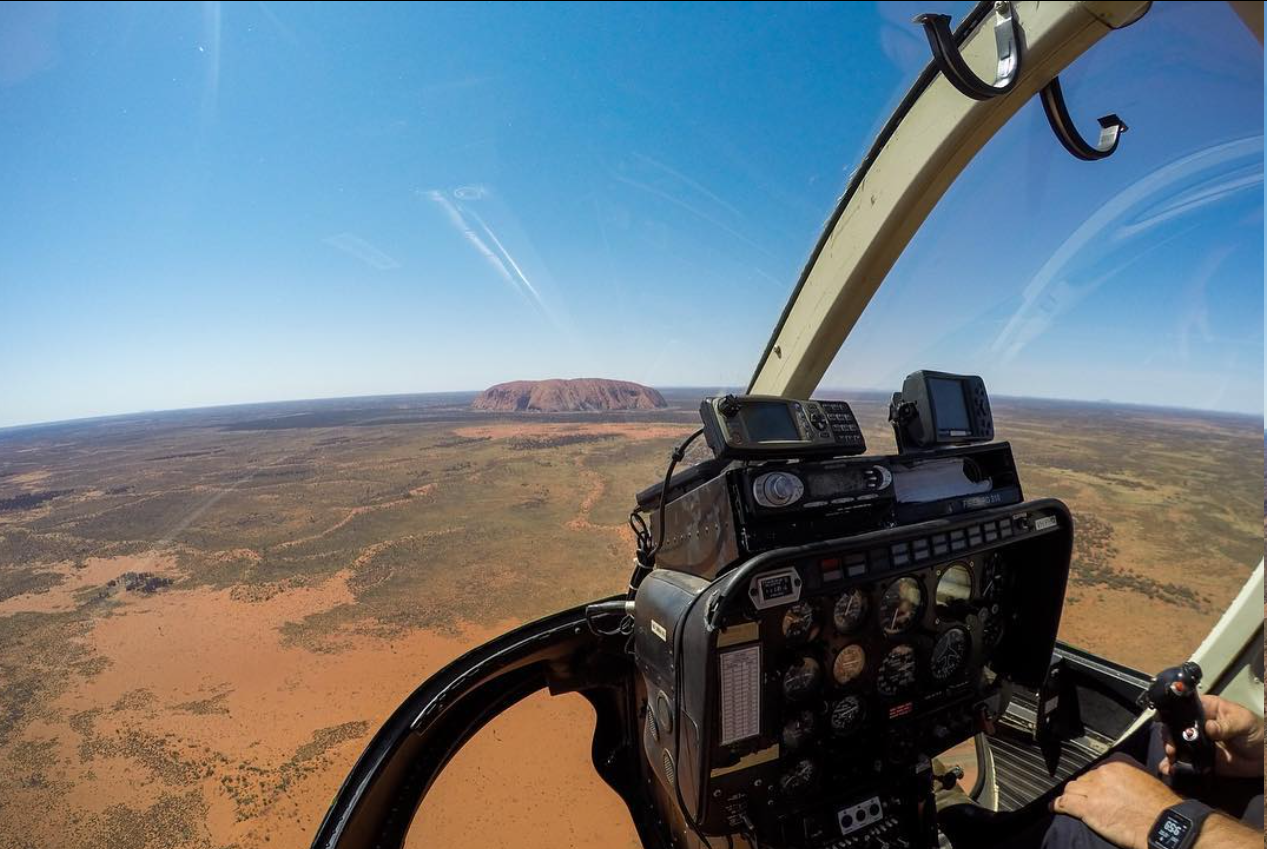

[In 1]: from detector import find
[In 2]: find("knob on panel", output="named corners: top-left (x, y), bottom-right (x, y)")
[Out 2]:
top-left (752, 471), bottom-right (804, 508)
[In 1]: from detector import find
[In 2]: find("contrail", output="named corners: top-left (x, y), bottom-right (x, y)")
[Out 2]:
top-left (424, 190), bottom-right (523, 300)
top-left (423, 190), bottom-right (556, 325)
top-left (464, 207), bottom-right (544, 304)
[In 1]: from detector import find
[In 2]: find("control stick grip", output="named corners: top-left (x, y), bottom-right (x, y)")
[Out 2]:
top-left (1146, 662), bottom-right (1215, 782)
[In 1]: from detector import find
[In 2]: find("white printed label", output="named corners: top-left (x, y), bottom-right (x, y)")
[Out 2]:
top-left (650, 620), bottom-right (667, 641)
top-left (719, 645), bottom-right (761, 746)
top-left (1034, 515), bottom-right (1058, 531)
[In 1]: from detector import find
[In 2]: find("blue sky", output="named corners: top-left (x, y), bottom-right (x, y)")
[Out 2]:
top-left (0, 1), bottom-right (1261, 428)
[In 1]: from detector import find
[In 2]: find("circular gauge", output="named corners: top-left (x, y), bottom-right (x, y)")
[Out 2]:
top-left (931, 627), bottom-right (970, 682)
top-left (877, 644), bottom-right (918, 697)
top-left (936, 563), bottom-right (973, 616)
top-left (830, 695), bottom-right (866, 736)
top-left (781, 656), bottom-right (823, 702)
top-left (781, 709), bottom-right (817, 750)
top-left (779, 756), bottom-right (817, 795)
top-left (880, 577), bottom-right (924, 635)
top-left (781, 601), bottom-right (818, 644)
top-left (981, 554), bottom-right (1005, 603)
top-left (833, 588), bottom-right (868, 633)
top-left (831, 644), bottom-right (867, 686)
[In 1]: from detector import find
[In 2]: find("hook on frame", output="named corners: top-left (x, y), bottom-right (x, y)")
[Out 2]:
top-left (1040, 76), bottom-right (1128, 161)
top-left (914, 1), bottom-right (1021, 101)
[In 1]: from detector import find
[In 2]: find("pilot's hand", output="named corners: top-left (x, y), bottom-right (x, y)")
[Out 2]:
top-left (1158, 694), bottom-right (1263, 779)
top-left (1051, 758), bottom-right (1180, 849)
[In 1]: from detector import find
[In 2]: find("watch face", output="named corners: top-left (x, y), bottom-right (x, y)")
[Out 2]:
top-left (1150, 811), bottom-right (1193, 849)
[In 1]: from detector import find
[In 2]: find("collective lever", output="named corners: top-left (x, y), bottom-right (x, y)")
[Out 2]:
top-left (1145, 662), bottom-right (1215, 790)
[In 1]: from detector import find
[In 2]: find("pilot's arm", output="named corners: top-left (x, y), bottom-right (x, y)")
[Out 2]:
top-left (1049, 695), bottom-right (1263, 849)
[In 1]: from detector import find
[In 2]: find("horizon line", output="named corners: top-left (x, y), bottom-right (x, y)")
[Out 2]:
top-left (1, 385), bottom-right (1263, 434)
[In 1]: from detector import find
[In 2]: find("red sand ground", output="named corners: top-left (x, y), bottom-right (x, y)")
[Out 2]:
top-left (0, 557), bottom-right (644, 848)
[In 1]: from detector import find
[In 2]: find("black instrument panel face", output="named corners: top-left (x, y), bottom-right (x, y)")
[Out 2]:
top-left (770, 553), bottom-right (1004, 723)
top-left (647, 499), bottom-right (1070, 844)
top-left (727, 548), bottom-right (1016, 808)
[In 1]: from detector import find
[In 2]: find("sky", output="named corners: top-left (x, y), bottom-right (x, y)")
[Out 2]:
top-left (0, 1), bottom-right (1262, 428)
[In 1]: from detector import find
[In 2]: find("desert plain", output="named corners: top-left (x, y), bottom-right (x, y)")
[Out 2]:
top-left (0, 390), bottom-right (1260, 849)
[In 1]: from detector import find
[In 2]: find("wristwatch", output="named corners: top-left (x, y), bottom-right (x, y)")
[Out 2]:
top-left (1147, 800), bottom-right (1215, 849)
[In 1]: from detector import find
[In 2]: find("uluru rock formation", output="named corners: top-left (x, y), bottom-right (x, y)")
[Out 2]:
top-left (471, 379), bottom-right (667, 412)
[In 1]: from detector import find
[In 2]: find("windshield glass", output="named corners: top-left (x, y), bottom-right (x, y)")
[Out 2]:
top-left (817, 0), bottom-right (1263, 673)
top-left (0, 4), bottom-right (974, 847)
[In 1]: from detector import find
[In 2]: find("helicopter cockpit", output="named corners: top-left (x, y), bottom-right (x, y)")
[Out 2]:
top-left (623, 373), bottom-right (1073, 848)
top-left (311, 2), bottom-right (1264, 849)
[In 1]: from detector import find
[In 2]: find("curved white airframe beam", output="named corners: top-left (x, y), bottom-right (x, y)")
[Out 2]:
top-left (747, 0), bottom-right (1151, 398)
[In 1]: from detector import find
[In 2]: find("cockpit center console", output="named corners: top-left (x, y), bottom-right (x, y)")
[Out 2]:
top-left (630, 373), bottom-right (1072, 849)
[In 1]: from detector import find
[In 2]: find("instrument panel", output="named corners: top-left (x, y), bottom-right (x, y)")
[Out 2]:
top-left (633, 499), bottom-right (1072, 846)
top-left (766, 551), bottom-right (1009, 788)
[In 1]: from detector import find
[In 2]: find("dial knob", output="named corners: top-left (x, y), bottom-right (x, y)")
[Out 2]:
top-left (752, 471), bottom-right (804, 508)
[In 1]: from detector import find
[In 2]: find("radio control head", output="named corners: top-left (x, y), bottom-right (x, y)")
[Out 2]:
top-left (699, 395), bottom-right (867, 460)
